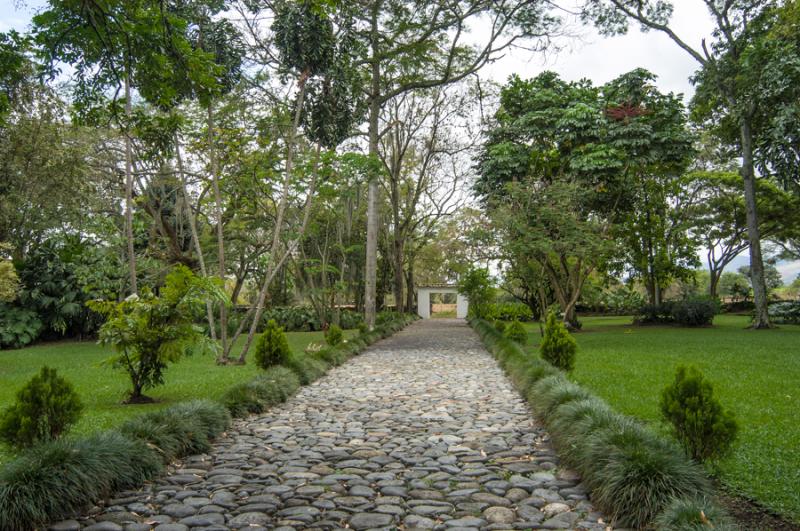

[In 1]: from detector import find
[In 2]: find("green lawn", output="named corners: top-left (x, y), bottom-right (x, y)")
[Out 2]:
top-left (523, 314), bottom-right (800, 523)
top-left (0, 330), bottom-right (351, 465)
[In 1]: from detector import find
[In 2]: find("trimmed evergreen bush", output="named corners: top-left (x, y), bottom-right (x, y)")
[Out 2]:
top-left (0, 366), bottom-right (83, 448)
top-left (503, 320), bottom-right (528, 343)
top-left (540, 311), bottom-right (577, 371)
top-left (325, 324), bottom-right (344, 346)
top-left (254, 319), bottom-right (291, 370)
top-left (660, 366), bottom-right (738, 462)
top-left (654, 497), bottom-right (738, 530)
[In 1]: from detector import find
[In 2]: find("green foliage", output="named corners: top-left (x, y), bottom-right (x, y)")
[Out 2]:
top-left (654, 497), bottom-right (738, 531)
top-left (494, 320), bottom-right (506, 333)
top-left (89, 265), bottom-right (228, 402)
top-left (660, 366), bottom-right (738, 463)
top-left (0, 366), bottom-right (83, 449)
top-left (486, 301), bottom-right (534, 321)
top-left (325, 324), bottom-right (344, 346)
top-left (540, 311), bottom-right (577, 372)
top-left (503, 320), bottom-right (528, 344)
top-left (470, 318), bottom-right (719, 528)
top-left (272, 0), bottom-right (334, 79)
top-left (119, 400), bottom-right (229, 461)
top-left (254, 319), bottom-right (291, 370)
top-left (0, 430), bottom-right (162, 530)
top-left (261, 306), bottom-right (362, 332)
top-left (0, 260), bottom-right (18, 302)
top-left (0, 303), bottom-right (42, 349)
top-left (458, 267), bottom-right (494, 319)
top-left (357, 321), bottom-right (369, 334)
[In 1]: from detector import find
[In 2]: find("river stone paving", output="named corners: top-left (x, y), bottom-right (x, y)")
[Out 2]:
top-left (56, 319), bottom-right (611, 531)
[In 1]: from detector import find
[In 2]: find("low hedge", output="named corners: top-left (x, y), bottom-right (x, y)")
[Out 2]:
top-left (0, 314), bottom-right (418, 530)
top-left (469, 318), bottom-right (732, 529)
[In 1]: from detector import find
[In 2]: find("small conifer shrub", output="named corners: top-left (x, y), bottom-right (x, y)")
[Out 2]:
top-left (504, 320), bottom-right (528, 344)
top-left (660, 366), bottom-right (738, 462)
top-left (0, 366), bottom-right (83, 448)
top-left (254, 319), bottom-right (291, 370)
top-left (325, 324), bottom-right (344, 346)
top-left (540, 311), bottom-right (577, 372)
top-left (494, 320), bottom-right (507, 333)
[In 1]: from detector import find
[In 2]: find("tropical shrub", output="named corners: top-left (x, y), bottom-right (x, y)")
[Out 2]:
top-left (769, 301), bottom-right (800, 324)
top-left (261, 305), bottom-right (320, 331)
top-left (254, 319), bottom-right (291, 369)
top-left (670, 297), bottom-right (718, 327)
top-left (503, 320), bottom-right (528, 343)
top-left (325, 323), bottom-right (344, 346)
top-left (458, 266), bottom-right (494, 319)
top-left (0, 366), bottom-right (83, 448)
top-left (0, 259), bottom-right (19, 302)
top-left (89, 265), bottom-right (228, 403)
top-left (0, 303), bottom-right (42, 349)
top-left (487, 301), bottom-right (534, 321)
top-left (540, 311), bottom-right (577, 372)
top-left (660, 366), bottom-right (738, 462)
top-left (635, 298), bottom-right (717, 327)
top-left (338, 309), bottom-right (363, 329)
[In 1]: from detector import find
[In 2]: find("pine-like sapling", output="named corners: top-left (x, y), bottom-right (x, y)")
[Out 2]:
top-left (660, 366), bottom-right (738, 462)
top-left (540, 311), bottom-right (577, 372)
top-left (504, 320), bottom-right (528, 344)
top-left (0, 366), bottom-right (83, 448)
top-left (254, 319), bottom-right (291, 370)
top-left (325, 324), bottom-right (344, 346)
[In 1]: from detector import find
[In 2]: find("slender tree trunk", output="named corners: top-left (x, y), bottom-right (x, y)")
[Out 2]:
top-left (405, 263), bottom-right (414, 314)
top-left (124, 76), bottom-right (137, 295)
top-left (207, 102), bottom-right (230, 359)
top-left (741, 119), bottom-right (771, 328)
top-left (393, 236), bottom-right (404, 313)
top-left (174, 131), bottom-right (217, 339)
top-left (709, 267), bottom-right (722, 299)
top-left (364, 7), bottom-right (381, 330)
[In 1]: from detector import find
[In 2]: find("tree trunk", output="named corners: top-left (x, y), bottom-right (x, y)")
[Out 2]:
top-left (124, 76), bottom-right (137, 295)
top-left (740, 119), bottom-right (772, 328)
top-left (405, 264), bottom-right (414, 314)
top-left (207, 102), bottom-right (230, 358)
top-left (364, 7), bottom-right (380, 330)
top-left (709, 268), bottom-right (722, 299)
top-left (393, 236), bottom-right (404, 313)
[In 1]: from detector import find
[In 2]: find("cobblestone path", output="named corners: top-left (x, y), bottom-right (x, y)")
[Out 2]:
top-left (56, 320), bottom-right (609, 531)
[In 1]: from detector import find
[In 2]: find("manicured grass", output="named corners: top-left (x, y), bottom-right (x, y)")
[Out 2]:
top-left (0, 330), bottom-right (352, 465)
top-left (522, 314), bottom-right (800, 523)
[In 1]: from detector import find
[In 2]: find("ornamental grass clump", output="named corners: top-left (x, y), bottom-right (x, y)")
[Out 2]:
top-left (0, 366), bottom-right (83, 448)
top-left (221, 367), bottom-right (300, 417)
top-left (654, 497), bottom-right (738, 531)
top-left (540, 311), bottom-right (577, 372)
top-left (325, 324), bottom-right (344, 346)
top-left (0, 430), bottom-right (162, 530)
top-left (504, 320), bottom-right (528, 344)
top-left (660, 366), bottom-right (738, 462)
top-left (254, 319), bottom-right (291, 370)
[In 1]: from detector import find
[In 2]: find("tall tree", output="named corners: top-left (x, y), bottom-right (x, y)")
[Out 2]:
top-left (579, 0), bottom-right (800, 327)
top-left (354, 0), bottom-right (559, 328)
top-left (33, 0), bottom-right (225, 295)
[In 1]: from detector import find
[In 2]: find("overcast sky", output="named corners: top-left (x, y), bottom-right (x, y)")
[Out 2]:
top-left (2, 0), bottom-right (796, 281)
